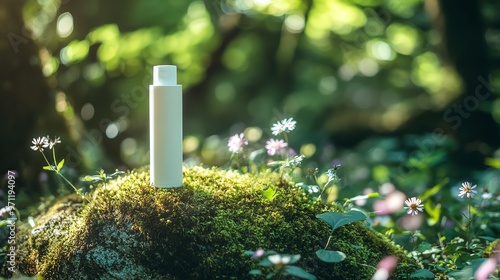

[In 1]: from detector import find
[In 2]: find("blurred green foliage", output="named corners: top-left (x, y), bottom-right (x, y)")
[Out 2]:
top-left (4, 0), bottom-right (500, 183)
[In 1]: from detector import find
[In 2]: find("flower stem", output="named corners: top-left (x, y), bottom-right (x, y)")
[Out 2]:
top-left (283, 132), bottom-right (289, 146)
top-left (52, 148), bottom-right (57, 170)
top-left (57, 171), bottom-right (85, 198)
top-left (39, 151), bottom-right (87, 201)
top-left (467, 196), bottom-right (472, 249)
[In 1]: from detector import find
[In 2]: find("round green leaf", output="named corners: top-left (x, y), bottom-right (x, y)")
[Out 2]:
top-left (316, 210), bottom-right (367, 231)
top-left (285, 265), bottom-right (317, 280)
top-left (315, 249), bottom-right (346, 263)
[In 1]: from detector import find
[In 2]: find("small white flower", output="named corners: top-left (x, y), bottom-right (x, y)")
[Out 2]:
top-left (0, 206), bottom-right (11, 217)
top-left (47, 136), bottom-right (61, 149)
top-left (482, 192), bottom-right (492, 200)
top-left (404, 197), bottom-right (424, 216)
top-left (309, 185), bottom-right (319, 193)
top-left (268, 254), bottom-right (292, 265)
top-left (283, 154), bottom-right (304, 168)
top-left (458, 182), bottom-right (477, 198)
top-left (271, 118), bottom-right (296, 135)
top-left (30, 137), bottom-right (49, 152)
top-left (268, 254), bottom-right (282, 265)
top-left (326, 168), bottom-right (339, 183)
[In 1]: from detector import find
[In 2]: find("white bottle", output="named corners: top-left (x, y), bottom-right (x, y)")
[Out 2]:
top-left (149, 65), bottom-right (183, 188)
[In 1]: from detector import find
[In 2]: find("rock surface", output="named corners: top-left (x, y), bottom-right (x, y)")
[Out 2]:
top-left (6, 166), bottom-right (417, 279)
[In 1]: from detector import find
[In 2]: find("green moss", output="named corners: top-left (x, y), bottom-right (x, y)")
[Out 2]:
top-left (483, 238), bottom-right (500, 257)
top-left (11, 166), bottom-right (417, 279)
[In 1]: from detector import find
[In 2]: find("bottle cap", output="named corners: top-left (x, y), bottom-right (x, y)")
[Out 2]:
top-left (153, 65), bottom-right (177, 86)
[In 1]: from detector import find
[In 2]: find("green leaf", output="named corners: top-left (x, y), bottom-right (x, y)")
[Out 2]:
top-left (257, 258), bottom-right (273, 267)
top-left (287, 254), bottom-right (301, 264)
top-left (315, 249), bottom-right (346, 263)
top-left (434, 265), bottom-right (448, 271)
top-left (478, 236), bottom-right (497, 242)
top-left (83, 175), bottom-right (98, 182)
top-left (99, 169), bottom-right (106, 179)
top-left (248, 149), bottom-right (266, 162)
top-left (367, 192), bottom-right (381, 198)
top-left (57, 159), bottom-right (65, 171)
top-left (419, 178), bottom-right (448, 201)
top-left (62, 39), bottom-right (90, 64)
top-left (285, 265), bottom-right (317, 280)
top-left (410, 269), bottom-right (434, 278)
top-left (424, 200), bottom-right (441, 226)
top-left (109, 170), bottom-right (125, 178)
top-left (447, 267), bottom-right (473, 278)
top-left (348, 192), bottom-right (381, 202)
top-left (414, 243), bottom-right (433, 253)
top-left (373, 165), bottom-right (390, 182)
top-left (249, 269), bottom-right (262, 275)
top-left (262, 185), bottom-right (278, 201)
top-left (265, 272), bottom-right (275, 279)
top-left (267, 160), bottom-right (285, 166)
top-left (42, 165), bottom-right (53, 171)
top-left (485, 157), bottom-right (500, 169)
top-left (316, 210), bottom-right (367, 231)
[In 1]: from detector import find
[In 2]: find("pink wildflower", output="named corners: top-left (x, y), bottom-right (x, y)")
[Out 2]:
top-left (475, 245), bottom-right (500, 280)
top-left (265, 139), bottom-right (288, 156)
top-left (371, 256), bottom-right (398, 280)
top-left (227, 133), bottom-right (248, 153)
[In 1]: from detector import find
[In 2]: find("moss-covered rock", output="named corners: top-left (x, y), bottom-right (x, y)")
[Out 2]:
top-left (7, 166), bottom-right (417, 279)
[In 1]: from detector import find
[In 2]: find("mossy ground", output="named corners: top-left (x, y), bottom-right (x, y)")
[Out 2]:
top-left (6, 166), bottom-right (418, 279)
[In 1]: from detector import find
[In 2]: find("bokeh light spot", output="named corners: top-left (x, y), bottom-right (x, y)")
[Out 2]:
top-left (300, 143), bottom-right (316, 157)
top-left (359, 58), bottom-right (379, 77)
top-left (183, 135), bottom-right (200, 153)
top-left (371, 41), bottom-right (394, 61)
top-left (386, 23), bottom-right (420, 55)
top-left (215, 82), bottom-right (236, 103)
top-left (57, 12), bottom-right (74, 38)
top-left (121, 138), bottom-right (137, 156)
top-left (319, 76), bottom-right (337, 95)
top-left (244, 127), bottom-right (262, 142)
top-left (106, 123), bottom-right (119, 139)
top-left (284, 14), bottom-right (305, 33)
top-left (81, 103), bottom-right (95, 121)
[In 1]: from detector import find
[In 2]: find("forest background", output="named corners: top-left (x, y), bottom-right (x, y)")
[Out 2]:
top-left (1, 0), bottom-right (499, 204)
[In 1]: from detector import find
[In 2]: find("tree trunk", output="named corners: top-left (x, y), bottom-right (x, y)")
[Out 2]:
top-left (0, 0), bottom-right (52, 191)
top-left (432, 0), bottom-right (499, 168)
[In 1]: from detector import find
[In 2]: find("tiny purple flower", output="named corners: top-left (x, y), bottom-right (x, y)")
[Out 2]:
top-left (252, 248), bottom-right (265, 258)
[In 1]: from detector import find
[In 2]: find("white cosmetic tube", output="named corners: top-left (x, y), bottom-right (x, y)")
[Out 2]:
top-left (149, 65), bottom-right (183, 188)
